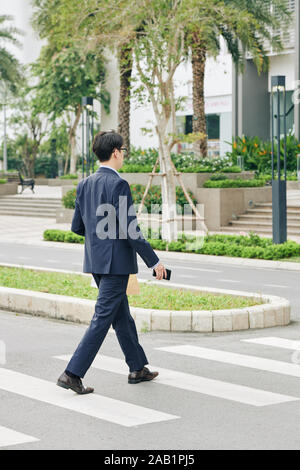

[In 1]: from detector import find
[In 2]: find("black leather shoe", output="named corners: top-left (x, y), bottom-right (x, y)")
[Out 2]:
top-left (57, 372), bottom-right (94, 395)
top-left (128, 367), bottom-right (159, 384)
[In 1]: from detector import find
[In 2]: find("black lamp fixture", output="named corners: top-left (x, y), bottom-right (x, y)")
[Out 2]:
top-left (270, 75), bottom-right (287, 244)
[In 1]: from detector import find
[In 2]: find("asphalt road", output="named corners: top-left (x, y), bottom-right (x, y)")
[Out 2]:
top-left (0, 241), bottom-right (299, 320)
top-left (1, 311), bottom-right (300, 450)
top-left (1, 241), bottom-right (300, 449)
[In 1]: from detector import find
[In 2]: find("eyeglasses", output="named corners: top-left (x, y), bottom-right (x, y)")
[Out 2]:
top-left (120, 147), bottom-right (128, 155)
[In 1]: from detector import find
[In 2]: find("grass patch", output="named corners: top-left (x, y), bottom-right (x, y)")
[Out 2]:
top-left (0, 266), bottom-right (262, 311)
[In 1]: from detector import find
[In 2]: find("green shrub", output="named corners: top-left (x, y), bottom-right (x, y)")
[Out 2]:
top-left (43, 229), bottom-right (84, 244)
top-left (0, 179), bottom-right (7, 184)
top-left (60, 174), bottom-right (79, 180)
top-left (43, 226), bottom-right (300, 262)
top-left (130, 184), bottom-right (198, 213)
top-left (62, 188), bottom-right (76, 209)
top-left (43, 229), bottom-right (66, 242)
top-left (209, 174), bottom-right (228, 181)
top-left (204, 178), bottom-right (265, 188)
top-left (226, 134), bottom-right (300, 174)
top-left (64, 231), bottom-right (85, 244)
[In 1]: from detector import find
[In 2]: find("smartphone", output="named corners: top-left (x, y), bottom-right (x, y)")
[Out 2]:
top-left (153, 268), bottom-right (172, 281)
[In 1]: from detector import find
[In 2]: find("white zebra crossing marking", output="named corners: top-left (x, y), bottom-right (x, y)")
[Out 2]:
top-left (242, 337), bottom-right (300, 351)
top-left (0, 425), bottom-right (39, 448)
top-left (0, 368), bottom-right (179, 427)
top-left (156, 345), bottom-right (300, 379)
top-left (54, 354), bottom-right (298, 407)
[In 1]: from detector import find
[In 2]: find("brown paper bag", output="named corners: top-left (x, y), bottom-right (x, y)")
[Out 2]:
top-left (126, 274), bottom-right (140, 295)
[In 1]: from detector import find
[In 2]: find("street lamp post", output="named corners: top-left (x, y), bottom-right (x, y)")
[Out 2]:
top-left (271, 75), bottom-right (287, 244)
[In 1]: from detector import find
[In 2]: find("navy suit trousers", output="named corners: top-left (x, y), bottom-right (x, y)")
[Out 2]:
top-left (66, 273), bottom-right (148, 378)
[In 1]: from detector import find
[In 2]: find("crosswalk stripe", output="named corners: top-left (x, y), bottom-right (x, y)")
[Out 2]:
top-left (242, 337), bottom-right (300, 351)
top-left (0, 425), bottom-right (39, 448)
top-left (156, 345), bottom-right (300, 379)
top-left (54, 355), bottom-right (298, 407)
top-left (0, 368), bottom-right (179, 427)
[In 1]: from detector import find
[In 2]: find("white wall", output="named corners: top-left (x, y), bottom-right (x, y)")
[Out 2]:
top-left (268, 53), bottom-right (295, 91)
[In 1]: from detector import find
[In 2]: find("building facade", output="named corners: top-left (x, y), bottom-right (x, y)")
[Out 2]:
top-left (233, 0), bottom-right (299, 142)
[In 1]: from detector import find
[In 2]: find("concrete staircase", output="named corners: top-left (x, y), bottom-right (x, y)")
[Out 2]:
top-left (0, 195), bottom-right (62, 218)
top-left (221, 203), bottom-right (300, 237)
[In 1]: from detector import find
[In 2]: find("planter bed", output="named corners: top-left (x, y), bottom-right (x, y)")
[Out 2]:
top-left (0, 182), bottom-right (18, 196)
top-left (0, 265), bottom-right (290, 332)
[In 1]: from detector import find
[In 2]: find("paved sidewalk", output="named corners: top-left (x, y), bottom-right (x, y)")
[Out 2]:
top-left (13, 185), bottom-right (63, 199)
top-left (1, 216), bottom-right (71, 245)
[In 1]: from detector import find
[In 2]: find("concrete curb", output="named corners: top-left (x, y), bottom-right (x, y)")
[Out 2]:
top-left (0, 280), bottom-right (290, 333)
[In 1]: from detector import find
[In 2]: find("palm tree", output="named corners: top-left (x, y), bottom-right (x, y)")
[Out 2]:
top-left (0, 15), bottom-right (23, 93)
top-left (189, 0), bottom-right (292, 158)
top-left (117, 42), bottom-right (133, 156)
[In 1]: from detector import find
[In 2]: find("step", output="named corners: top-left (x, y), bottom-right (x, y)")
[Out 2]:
top-left (0, 199), bottom-right (62, 205)
top-left (239, 215), bottom-right (300, 223)
top-left (255, 203), bottom-right (300, 210)
top-left (0, 204), bottom-right (58, 211)
top-left (229, 220), bottom-right (300, 230)
top-left (0, 196), bottom-right (62, 203)
top-left (221, 226), bottom-right (300, 237)
top-left (0, 208), bottom-right (57, 217)
top-left (247, 208), bottom-right (300, 215)
top-left (0, 202), bottom-right (62, 209)
top-left (0, 211), bottom-right (56, 218)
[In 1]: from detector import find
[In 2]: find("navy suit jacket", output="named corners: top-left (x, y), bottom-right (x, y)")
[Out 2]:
top-left (71, 166), bottom-right (160, 274)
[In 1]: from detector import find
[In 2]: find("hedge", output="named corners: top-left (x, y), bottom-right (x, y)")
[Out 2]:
top-left (0, 179), bottom-right (7, 184)
top-left (62, 184), bottom-right (198, 212)
top-left (204, 178), bottom-right (265, 188)
top-left (60, 174), bottom-right (79, 180)
top-left (43, 229), bottom-right (300, 261)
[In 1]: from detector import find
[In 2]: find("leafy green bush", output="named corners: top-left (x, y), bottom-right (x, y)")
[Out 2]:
top-left (204, 178), bottom-right (265, 188)
top-left (60, 174), bottom-right (79, 180)
top-left (209, 174), bottom-right (228, 181)
top-left (43, 229), bottom-right (84, 244)
top-left (0, 179), bottom-right (7, 184)
top-left (62, 189), bottom-right (76, 209)
top-left (119, 146), bottom-right (242, 173)
top-left (226, 134), bottom-right (300, 174)
top-left (43, 228), bottom-right (300, 261)
top-left (35, 155), bottom-right (58, 178)
top-left (130, 184), bottom-right (198, 213)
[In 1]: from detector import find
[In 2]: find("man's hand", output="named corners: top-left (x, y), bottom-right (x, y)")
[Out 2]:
top-left (154, 263), bottom-right (167, 281)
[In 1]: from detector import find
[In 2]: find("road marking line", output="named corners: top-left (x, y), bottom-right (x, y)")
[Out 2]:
top-left (156, 345), bottom-right (300, 379)
top-left (0, 425), bottom-right (39, 448)
top-left (166, 265), bottom-right (222, 273)
top-left (54, 355), bottom-right (298, 407)
top-left (217, 279), bottom-right (241, 283)
top-left (0, 368), bottom-right (178, 427)
top-left (264, 284), bottom-right (288, 289)
top-left (242, 337), bottom-right (300, 351)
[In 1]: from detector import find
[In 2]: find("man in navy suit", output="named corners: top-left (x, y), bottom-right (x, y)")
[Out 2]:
top-left (57, 131), bottom-right (167, 394)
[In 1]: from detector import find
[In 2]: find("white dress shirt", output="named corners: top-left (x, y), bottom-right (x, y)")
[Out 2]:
top-left (100, 165), bottom-right (160, 270)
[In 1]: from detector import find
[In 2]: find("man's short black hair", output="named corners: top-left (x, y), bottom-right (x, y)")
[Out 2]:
top-left (92, 130), bottom-right (124, 162)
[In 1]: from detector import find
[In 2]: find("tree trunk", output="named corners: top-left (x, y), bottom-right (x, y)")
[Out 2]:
top-left (118, 43), bottom-right (133, 157)
top-left (69, 105), bottom-right (82, 174)
top-left (191, 35), bottom-right (207, 158)
top-left (156, 124), bottom-right (178, 242)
